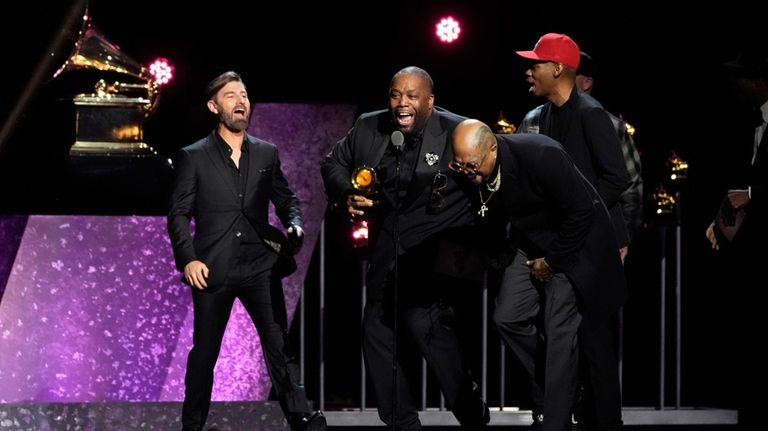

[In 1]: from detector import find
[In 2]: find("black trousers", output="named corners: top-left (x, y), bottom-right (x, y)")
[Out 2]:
top-left (735, 231), bottom-right (767, 430)
top-left (577, 316), bottom-right (623, 431)
top-left (181, 246), bottom-right (310, 430)
top-left (362, 247), bottom-right (484, 430)
top-left (493, 250), bottom-right (581, 431)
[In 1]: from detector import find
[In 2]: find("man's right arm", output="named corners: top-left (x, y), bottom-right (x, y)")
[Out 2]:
top-left (516, 105), bottom-right (543, 134)
top-left (321, 124), bottom-right (359, 212)
top-left (167, 148), bottom-right (198, 271)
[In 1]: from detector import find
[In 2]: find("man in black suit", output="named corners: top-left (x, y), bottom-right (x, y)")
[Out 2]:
top-left (451, 120), bottom-right (626, 431)
top-left (705, 46), bottom-right (768, 430)
top-left (168, 71), bottom-right (325, 431)
top-left (322, 66), bottom-right (489, 430)
top-left (515, 33), bottom-right (629, 430)
top-left (518, 51), bottom-right (644, 249)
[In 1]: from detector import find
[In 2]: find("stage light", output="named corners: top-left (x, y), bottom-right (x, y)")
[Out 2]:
top-left (149, 58), bottom-right (173, 86)
top-left (351, 220), bottom-right (369, 248)
top-left (435, 16), bottom-right (461, 43)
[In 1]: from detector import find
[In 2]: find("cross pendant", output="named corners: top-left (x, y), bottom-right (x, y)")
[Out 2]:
top-left (478, 204), bottom-right (488, 217)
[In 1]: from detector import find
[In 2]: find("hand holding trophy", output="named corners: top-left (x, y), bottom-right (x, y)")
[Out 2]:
top-left (349, 166), bottom-right (378, 248)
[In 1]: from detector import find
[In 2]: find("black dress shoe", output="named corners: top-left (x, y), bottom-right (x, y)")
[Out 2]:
top-left (480, 400), bottom-right (491, 427)
top-left (289, 411), bottom-right (326, 431)
top-left (458, 399), bottom-right (490, 429)
top-left (528, 412), bottom-right (544, 430)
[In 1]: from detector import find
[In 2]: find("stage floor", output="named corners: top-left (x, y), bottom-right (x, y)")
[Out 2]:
top-left (0, 402), bottom-right (737, 430)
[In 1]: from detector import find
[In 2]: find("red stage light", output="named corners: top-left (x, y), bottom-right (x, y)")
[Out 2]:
top-left (435, 17), bottom-right (461, 43)
top-left (149, 58), bottom-right (173, 86)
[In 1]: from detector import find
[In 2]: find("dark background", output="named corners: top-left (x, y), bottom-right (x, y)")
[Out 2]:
top-left (1, 0), bottom-right (765, 412)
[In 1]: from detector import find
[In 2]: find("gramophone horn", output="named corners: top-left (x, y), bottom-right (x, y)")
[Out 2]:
top-left (54, 14), bottom-right (148, 81)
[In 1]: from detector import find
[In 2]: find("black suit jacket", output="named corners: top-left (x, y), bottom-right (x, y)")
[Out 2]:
top-left (321, 107), bottom-right (475, 298)
top-left (492, 133), bottom-right (627, 325)
top-left (538, 89), bottom-right (632, 248)
top-left (168, 131), bottom-right (302, 287)
top-left (736, 121), bottom-right (768, 245)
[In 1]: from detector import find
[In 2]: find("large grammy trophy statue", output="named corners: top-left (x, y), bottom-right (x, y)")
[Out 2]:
top-left (54, 8), bottom-right (166, 156)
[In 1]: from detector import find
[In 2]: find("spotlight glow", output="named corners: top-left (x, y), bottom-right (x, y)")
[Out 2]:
top-left (351, 220), bottom-right (369, 248)
top-left (436, 16), bottom-right (461, 43)
top-left (149, 58), bottom-right (174, 86)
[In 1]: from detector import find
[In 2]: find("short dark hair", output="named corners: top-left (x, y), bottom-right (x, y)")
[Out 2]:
top-left (206, 71), bottom-right (243, 100)
top-left (576, 51), bottom-right (597, 78)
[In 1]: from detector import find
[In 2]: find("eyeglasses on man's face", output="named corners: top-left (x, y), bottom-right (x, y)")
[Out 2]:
top-left (449, 147), bottom-right (490, 178)
top-left (448, 160), bottom-right (481, 177)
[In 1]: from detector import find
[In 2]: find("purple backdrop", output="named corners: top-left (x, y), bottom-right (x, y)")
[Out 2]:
top-left (0, 103), bottom-right (356, 403)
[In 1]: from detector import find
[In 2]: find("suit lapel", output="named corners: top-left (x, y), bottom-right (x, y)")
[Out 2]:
top-left (758, 128), bottom-right (768, 162)
top-left (203, 131), bottom-right (240, 200)
top-left (497, 136), bottom-right (522, 218)
top-left (244, 136), bottom-right (262, 194)
top-left (368, 134), bottom-right (390, 167)
top-left (400, 112), bottom-right (445, 209)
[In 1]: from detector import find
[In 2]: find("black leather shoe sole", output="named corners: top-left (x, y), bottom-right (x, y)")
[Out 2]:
top-left (304, 411), bottom-right (327, 431)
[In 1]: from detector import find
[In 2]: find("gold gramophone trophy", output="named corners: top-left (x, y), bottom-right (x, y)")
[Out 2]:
top-left (54, 10), bottom-right (168, 156)
top-left (493, 111), bottom-right (517, 134)
top-left (652, 184), bottom-right (676, 216)
top-left (350, 166), bottom-right (378, 248)
top-left (668, 151), bottom-right (688, 181)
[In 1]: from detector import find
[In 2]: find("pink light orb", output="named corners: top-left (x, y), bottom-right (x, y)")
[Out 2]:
top-left (149, 58), bottom-right (174, 86)
top-left (435, 17), bottom-right (461, 43)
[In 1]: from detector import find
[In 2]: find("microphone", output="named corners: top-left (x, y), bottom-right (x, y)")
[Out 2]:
top-left (391, 130), bottom-right (405, 153)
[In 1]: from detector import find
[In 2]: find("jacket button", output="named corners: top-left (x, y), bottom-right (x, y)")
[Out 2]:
top-left (235, 231), bottom-right (242, 238)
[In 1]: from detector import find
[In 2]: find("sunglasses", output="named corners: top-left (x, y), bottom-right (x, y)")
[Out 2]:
top-left (429, 172), bottom-right (447, 208)
top-left (448, 161), bottom-right (481, 177)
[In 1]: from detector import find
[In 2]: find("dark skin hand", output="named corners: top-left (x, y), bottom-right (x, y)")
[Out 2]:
top-left (527, 257), bottom-right (553, 282)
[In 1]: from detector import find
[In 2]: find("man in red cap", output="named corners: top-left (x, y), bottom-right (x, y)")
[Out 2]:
top-left (490, 33), bottom-right (629, 431)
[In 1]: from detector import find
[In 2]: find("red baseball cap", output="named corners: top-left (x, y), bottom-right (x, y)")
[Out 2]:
top-left (516, 33), bottom-right (581, 69)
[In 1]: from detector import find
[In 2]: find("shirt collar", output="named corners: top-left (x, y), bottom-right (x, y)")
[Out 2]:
top-left (214, 132), bottom-right (248, 153)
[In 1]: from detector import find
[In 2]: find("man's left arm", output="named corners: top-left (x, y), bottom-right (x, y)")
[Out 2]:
top-left (584, 107), bottom-right (631, 209)
top-left (536, 145), bottom-right (596, 274)
top-left (269, 147), bottom-right (303, 247)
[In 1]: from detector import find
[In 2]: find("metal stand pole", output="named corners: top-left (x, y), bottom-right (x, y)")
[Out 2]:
top-left (482, 273), bottom-right (488, 403)
top-left (319, 220), bottom-right (326, 411)
top-left (675, 223), bottom-right (682, 410)
top-left (361, 258), bottom-right (367, 410)
top-left (659, 225), bottom-right (667, 410)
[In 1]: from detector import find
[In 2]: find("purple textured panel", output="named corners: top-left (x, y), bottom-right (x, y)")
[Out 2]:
top-left (0, 215), bottom-right (186, 402)
top-left (0, 215), bottom-right (28, 301)
top-left (248, 103), bottom-right (357, 318)
top-left (0, 216), bottom-right (272, 402)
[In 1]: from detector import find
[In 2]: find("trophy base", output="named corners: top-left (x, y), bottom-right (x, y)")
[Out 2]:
top-left (72, 95), bottom-right (154, 157)
top-left (70, 140), bottom-right (156, 156)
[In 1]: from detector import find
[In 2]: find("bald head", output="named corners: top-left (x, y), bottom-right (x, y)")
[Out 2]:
top-left (392, 66), bottom-right (434, 93)
top-left (451, 119), bottom-right (498, 184)
top-left (453, 119), bottom-right (494, 156)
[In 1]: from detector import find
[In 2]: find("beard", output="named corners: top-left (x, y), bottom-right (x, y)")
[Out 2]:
top-left (397, 108), bottom-right (430, 137)
top-left (219, 110), bottom-right (249, 133)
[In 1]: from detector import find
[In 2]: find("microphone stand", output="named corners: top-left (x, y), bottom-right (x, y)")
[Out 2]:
top-left (390, 130), bottom-right (404, 431)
